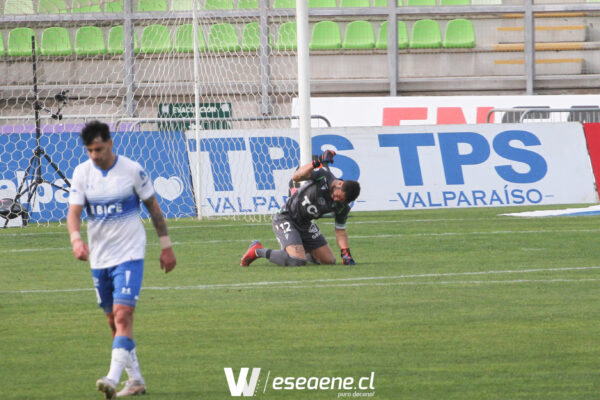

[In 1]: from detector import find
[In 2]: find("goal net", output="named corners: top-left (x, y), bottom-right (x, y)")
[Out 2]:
top-left (0, 1), bottom-right (301, 226)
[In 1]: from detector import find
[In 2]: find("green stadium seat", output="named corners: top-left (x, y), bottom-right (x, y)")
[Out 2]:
top-left (104, 0), bottom-right (123, 11)
top-left (171, 0), bottom-right (193, 10)
top-left (174, 24), bottom-right (207, 52)
top-left (107, 26), bottom-right (140, 55)
top-left (342, 20), bottom-right (375, 49)
top-left (409, 19), bottom-right (441, 48)
top-left (72, 0), bottom-right (102, 12)
top-left (74, 26), bottom-right (106, 55)
top-left (37, 0), bottom-right (68, 14)
top-left (238, 0), bottom-right (258, 7)
top-left (440, 0), bottom-right (469, 4)
top-left (443, 18), bottom-right (475, 48)
top-left (275, 21), bottom-right (297, 50)
top-left (406, 0), bottom-right (434, 5)
top-left (208, 23), bottom-right (240, 52)
top-left (373, 0), bottom-right (401, 5)
top-left (241, 22), bottom-right (259, 51)
top-left (7, 28), bottom-right (37, 56)
top-left (41, 27), bottom-right (72, 56)
top-left (310, 21), bottom-right (342, 50)
top-left (205, 0), bottom-right (233, 8)
top-left (309, 0), bottom-right (336, 7)
top-left (137, 0), bottom-right (167, 11)
top-left (4, 0), bottom-right (34, 14)
top-left (273, 0), bottom-right (295, 7)
top-left (140, 24), bottom-right (172, 53)
top-left (0, 33), bottom-right (5, 56)
top-left (341, 0), bottom-right (369, 6)
top-left (376, 21), bottom-right (408, 49)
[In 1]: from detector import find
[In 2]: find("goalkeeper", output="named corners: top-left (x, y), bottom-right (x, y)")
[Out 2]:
top-left (241, 150), bottom-right (360, 267)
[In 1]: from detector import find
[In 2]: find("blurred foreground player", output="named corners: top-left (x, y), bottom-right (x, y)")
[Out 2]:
top-left (67, 121), bottom-right (176, 398)
top-left (241, 150), bottom-right (360, 267)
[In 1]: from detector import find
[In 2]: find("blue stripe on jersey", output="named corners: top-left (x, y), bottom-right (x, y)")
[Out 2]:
top-left (86, 193), bottom-right (140, 222)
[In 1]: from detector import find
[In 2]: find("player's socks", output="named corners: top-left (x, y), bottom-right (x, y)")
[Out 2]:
top-left (255, 248), bottom-right (269, 258)
top-left (125, 347), bottom-right (144, 383)
top-left (107, 336), bottom-right (135, 383)
top-left (262, 249), bottom-right (307, 266)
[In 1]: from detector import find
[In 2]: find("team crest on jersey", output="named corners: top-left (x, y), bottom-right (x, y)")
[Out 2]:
top-left (318, 198), bottom-right (326, 206)
top-left (139, 170), bottom-right (148, 182)
top-left (308, 224), bottom-right (319, 234)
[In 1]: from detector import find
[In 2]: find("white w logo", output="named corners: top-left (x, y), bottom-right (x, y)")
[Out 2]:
top-left (224, 367), bottom-right (261, 397)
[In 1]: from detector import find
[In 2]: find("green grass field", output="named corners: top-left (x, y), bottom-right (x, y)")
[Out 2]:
top-left (1, 206), bottom-right (600, 400)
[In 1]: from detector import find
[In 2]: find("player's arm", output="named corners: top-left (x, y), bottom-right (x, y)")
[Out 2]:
top-left (335, 206), bottom-right (355, 265)
top-left (67, 203), bottom-right (89, 261)
top-left (142, 195), bottom-right (176, 273)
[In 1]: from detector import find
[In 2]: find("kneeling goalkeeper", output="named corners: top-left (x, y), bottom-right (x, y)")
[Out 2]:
top-left (241, 150), bottom-right (361, 267)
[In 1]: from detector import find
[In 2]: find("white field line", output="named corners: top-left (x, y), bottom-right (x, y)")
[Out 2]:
top-left (2, 266), bottom-right (599, 294)
top-left (0, 217), bottom-right (516, 238)
top-left (6, 228), bottom-right (600, 253)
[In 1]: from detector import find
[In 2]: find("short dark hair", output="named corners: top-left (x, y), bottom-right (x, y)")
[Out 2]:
top-left (342, 180), bottom-right (360, 203)
top-left (81, 120), bottom-right (111, 146)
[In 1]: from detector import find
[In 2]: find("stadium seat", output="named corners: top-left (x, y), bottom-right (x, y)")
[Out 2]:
top-left (309, 21), bottom-right (342, 50)
top-left (140, 25), bottom-right (172, 53)
top-left (241, 22), bottom-right (259, 51)
top-left (440, 0), bottom-right (469, 4)
top-left (41, 27), bottom-right (72, 56)
top-left (7, 28), bottom-right (37, 56)
top-left (0, 33), bottom-right (5, 56)
top-left (443, 18), bottom-right (475, 48)
top-left (171, 0), bottom-right (193, 10)
top-left (107, 26), bottom-right (140, 55)
top-left (174, 24), bottom-right (207, 52)
top-left (72, 0), bottom-right (102, 12)
top-left (208, 23), bottom-right (241, 52)
top-left (137, 0), bottom-right (167, 11)
top-left (275, 21), bottom-right (297, 50)
top-left (342, 20), bottom-right (375, 49)
top-left (375, 20), bottom-right (408, 49)
top-left (37, 0), bottom-right (68, 14)
top-left (309, 0), bottom-right (337, 7)
top-left (273, 0), bottom-right (295, 7)
top-left (204, 0), bottom-right (234, 9)
top-left (104, 0), bottom-right (123, 11)
top-left (373, 0), bottom-right (401, 5)
top-left (340, 0), bottom-right (370, 6)
top-left (4, 0), bottom-right (34, 14)
top-left (409, 19), bottom-right (441, 48)
top-left (238, 0), bottom-right (258, 8)
top-left (74, 26), bottom-right (106, 55)
top-left (406, 0), bottom-right (435, 5)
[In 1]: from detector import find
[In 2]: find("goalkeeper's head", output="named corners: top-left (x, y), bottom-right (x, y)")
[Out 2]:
top-left (331, 179), bottom-right (361, 204)
top-left (342, 180), bottom-right (361, 203)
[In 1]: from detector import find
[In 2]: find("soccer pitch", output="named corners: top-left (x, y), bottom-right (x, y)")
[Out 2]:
top-left (1, 207), bottom-right (599, 399)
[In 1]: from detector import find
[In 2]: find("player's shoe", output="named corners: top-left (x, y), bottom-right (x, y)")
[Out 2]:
top-left (241, 241), bottom-right (263, 266)
top-left (96, 377), bottom-right (117, 399)
top-left (116, 379), bottom-right (147, 397)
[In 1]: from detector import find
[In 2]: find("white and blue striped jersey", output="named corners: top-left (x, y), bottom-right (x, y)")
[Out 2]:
top-left (69, 156), bottom-right (155, 269)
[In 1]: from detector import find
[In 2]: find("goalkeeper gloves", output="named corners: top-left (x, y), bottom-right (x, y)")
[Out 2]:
top-left (312, 150), bottom-right (336, 169)
top-left (340, 248), bottom-right (355, 265)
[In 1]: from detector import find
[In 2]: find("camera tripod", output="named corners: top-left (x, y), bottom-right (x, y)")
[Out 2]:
top-left (3, 36), bottom-right (71, 228)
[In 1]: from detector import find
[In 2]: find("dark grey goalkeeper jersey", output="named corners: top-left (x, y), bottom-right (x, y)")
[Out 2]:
top-left (280, 168), bottom-right (351, 229)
